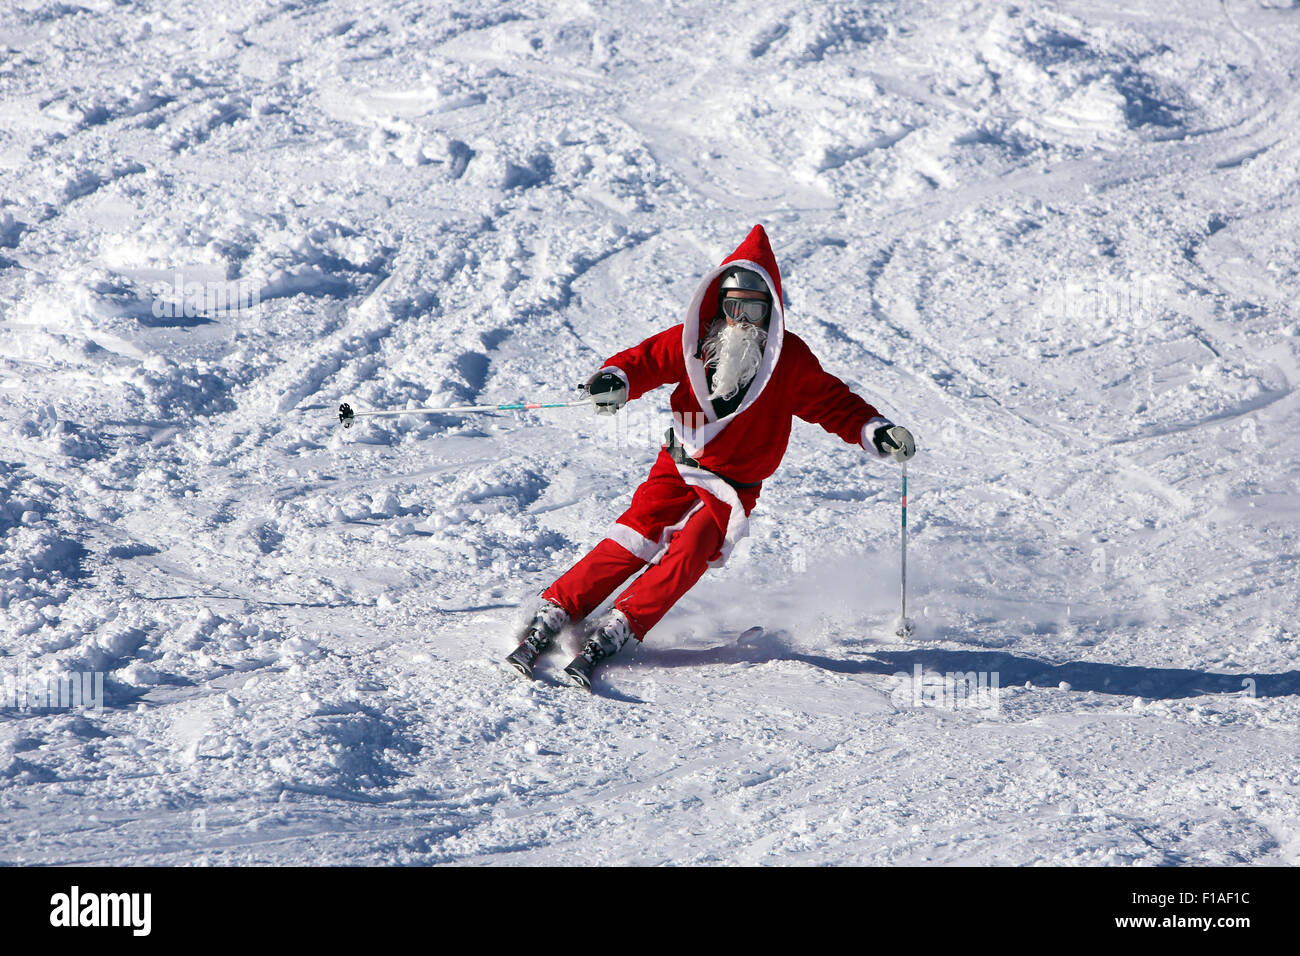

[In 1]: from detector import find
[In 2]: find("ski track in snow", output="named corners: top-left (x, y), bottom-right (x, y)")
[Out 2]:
top-left (1, 0), bottom-right (1298, 865)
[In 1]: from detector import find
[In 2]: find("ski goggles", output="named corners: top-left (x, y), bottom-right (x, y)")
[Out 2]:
top-left (720, 296), bottom-right (771, 324)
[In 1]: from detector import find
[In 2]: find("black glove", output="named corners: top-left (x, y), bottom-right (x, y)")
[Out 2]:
top-left (586, 371), bottom-right (628, 416)
top-left (872, 424), bottom-right (916, 462)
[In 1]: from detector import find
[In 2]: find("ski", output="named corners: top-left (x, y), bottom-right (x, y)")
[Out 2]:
top-left (502, 643), bottom-right (598, 691)
top-left (504, 641), bottom-right (597, 690)
top-left (502, 601), bottom-right (571, 681)
top-left (504, 640), bottom-right (546, 680)
top-left (563, 654), bottom-right (596, 690)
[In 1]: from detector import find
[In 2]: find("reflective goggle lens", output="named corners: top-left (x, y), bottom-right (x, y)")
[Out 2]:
top-left (721, 297), bottom-right (770, 323)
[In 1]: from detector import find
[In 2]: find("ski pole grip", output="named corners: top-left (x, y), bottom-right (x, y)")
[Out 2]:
top-left (338, 402), bottom-right (355, 428)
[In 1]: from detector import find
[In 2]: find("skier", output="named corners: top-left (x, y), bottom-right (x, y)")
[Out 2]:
top-left (507, 224), bottom-right (915, 687)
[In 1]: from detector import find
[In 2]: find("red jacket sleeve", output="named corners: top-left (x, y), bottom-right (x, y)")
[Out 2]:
top-left (788, 335), bottom-right (882, 446)
top-left (601, 325), bottom-right (685, 402)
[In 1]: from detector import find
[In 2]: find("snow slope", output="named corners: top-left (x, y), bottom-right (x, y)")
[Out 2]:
top-left (1, 0), bottom-right (1298, 865)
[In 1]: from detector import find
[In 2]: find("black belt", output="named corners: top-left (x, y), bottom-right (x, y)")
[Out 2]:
top-left (664, 428), bottom-right (762, 490)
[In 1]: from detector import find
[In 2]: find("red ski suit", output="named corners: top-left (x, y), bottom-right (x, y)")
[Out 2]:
top-left (544, 224), bottom-right (887, 639)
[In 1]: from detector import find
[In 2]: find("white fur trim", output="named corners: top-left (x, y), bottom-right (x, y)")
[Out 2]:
top-left (862, 416), bottom-right (891, 455)
top-left (677, 259), bottom-right (785, 456)
top-left (604, 523), bottom-right (661, 563)
top-left (672, 462), bottom-right (750, 568)
top-left (603, 500), bottom-right (705, 567)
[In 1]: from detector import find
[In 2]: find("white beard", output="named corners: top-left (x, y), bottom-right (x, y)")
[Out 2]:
top-left (701, 318), bottom-right (767, 402)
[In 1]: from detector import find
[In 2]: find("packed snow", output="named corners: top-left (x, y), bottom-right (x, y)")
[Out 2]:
top-left (1, 0), bottom-right (1298, 865)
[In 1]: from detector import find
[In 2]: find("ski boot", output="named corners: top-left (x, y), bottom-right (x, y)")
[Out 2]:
top-left (564, 610), bottom-right (634, 690)
top-left (504, 601), bottom-right (570, 679)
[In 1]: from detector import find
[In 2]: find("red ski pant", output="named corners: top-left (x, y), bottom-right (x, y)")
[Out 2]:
top-left (542, 458), bottom-right (725, 640)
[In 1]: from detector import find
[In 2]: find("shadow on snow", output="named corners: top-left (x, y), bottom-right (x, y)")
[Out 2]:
top-left (637, 635), bottom-right (1300, 700)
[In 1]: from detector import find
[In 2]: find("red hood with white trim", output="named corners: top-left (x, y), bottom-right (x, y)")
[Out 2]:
top-left (688, 223), bottom-right (785, 343)
top-left (680, 224), bottom-right (786, 431)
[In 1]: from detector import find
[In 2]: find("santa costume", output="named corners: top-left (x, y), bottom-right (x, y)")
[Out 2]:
top-left (507, 224), bottom-right (909, 687)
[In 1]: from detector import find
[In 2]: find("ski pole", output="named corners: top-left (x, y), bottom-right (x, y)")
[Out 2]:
top-left (338, 397), bottom-right (588, 428)
top-left (895, 460), bottom-right (914, 637)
